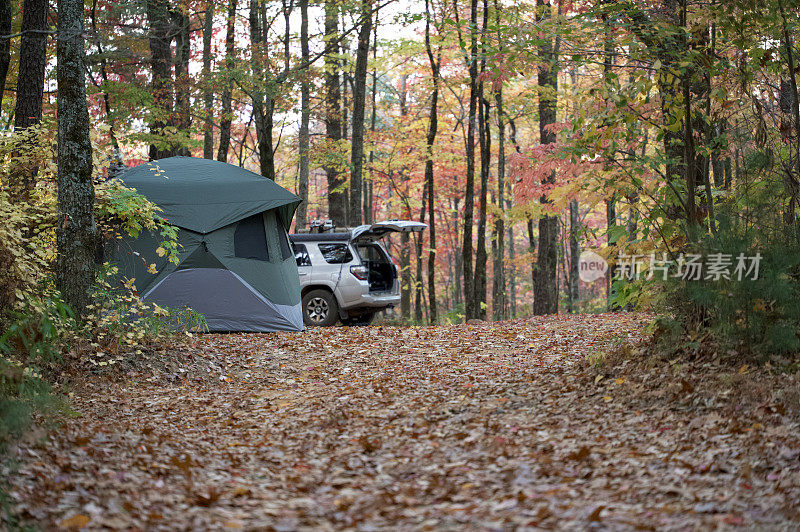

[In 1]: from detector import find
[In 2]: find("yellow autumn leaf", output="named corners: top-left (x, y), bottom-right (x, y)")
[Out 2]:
top-left (615, 377), bottom-right (626, 385)
top-left (594, 375), bottom-right (604, 384)
top-left (155, 246), bottom-right (166, 257)
top-left (147, 263), bottom-right (158, 274)
top-left (59, 514), bottom-right (90, 529)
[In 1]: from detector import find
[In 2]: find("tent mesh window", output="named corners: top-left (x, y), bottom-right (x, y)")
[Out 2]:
top-left (318, 243), bottom-right (353, 264)
top-left (234, 214), bottom-right (269, 261)
top-left (278, 227), bottom-right (292, 261)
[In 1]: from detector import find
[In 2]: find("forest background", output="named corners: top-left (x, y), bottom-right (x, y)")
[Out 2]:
top-left (1, 0), bottom-right (800, 354)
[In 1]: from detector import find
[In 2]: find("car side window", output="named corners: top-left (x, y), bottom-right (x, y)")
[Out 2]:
top-left (292, 243), bottom-right (311, 267)
top-left (318, 243), bottom-right (353, 264)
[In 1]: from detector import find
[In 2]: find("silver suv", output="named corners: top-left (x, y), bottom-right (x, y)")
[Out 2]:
top-left (290, 221), bottom-right (426, 326)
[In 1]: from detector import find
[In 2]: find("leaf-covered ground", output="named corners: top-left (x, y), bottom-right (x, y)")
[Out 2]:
top-left (4, 314), bottom-right (800, 530)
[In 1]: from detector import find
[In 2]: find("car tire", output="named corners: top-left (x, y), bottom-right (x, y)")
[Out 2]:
top-left (302, 289), bottom-right (339, 327)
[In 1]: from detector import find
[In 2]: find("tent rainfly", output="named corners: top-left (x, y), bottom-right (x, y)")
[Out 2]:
top-left (109, 156), bottom-right (303, 332)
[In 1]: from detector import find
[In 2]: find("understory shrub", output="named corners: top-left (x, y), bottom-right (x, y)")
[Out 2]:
top-left (658, 212), bottom-right (800, 361)
top-left (0, 124), bottom-right (204, 452)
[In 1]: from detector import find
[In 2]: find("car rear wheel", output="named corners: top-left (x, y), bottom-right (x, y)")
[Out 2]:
top-left (302, 289), bottom-right (339, 327)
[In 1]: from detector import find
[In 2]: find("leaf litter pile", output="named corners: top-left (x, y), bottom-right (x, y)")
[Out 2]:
top-left (4, 314), bottom-right (800, 530)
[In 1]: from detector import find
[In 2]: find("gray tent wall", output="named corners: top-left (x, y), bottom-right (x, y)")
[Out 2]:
top-left (110, 158), bottom-right (303, 332)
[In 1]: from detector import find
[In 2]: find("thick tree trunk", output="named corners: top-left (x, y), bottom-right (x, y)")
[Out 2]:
top-left (461, 0), bottom-right (479, 320)
top-left (424, 0), bottom-right (439, 324)
top-left (348, 0), bottom-right (372, 226)
top-left (296, 0), bottom-right (310, 229)
top-left (13, 0), bottom-right (48, 195)
top-left (202, 4), bottom-right (214, 159)
top-left (324, 0), bottom-right (346, 226)
top-left (249, 0), bottom-right (275, 179)
top-left (173, 8), bottom-right (191, 157)
top-left (147, 0), bottom-right (175, 160)
top-left (217, 0), bottom-right (237, 162)
top-left (56, 0), bottom-right (97, 317)
top-left (532, 0), bottom-right (558, 316)
top-left (0, 0), bottom-right (12, 108)
top-left (15, 0), bottom-right (47, 130)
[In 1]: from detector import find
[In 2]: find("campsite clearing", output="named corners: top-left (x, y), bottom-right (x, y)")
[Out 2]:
top-left (4, 315), bottom-right (800, 529)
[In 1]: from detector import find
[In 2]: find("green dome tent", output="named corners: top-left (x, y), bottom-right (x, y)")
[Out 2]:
top-left (109, 157), bottom-right (303, 332)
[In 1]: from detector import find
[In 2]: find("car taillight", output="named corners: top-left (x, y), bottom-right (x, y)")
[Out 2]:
top-left (350, 265), bottom-right (368, 280)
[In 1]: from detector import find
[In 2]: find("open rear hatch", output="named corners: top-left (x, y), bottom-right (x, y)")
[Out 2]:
top-left (351, 221), bottom-right (428, 242)
top-left (352, 221), bottom-right (427, 292)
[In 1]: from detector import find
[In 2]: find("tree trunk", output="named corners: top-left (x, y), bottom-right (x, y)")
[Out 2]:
top-left (13, 0), bottom-right (48, 195)
top-left (507, 117), bottom-right (522, 318)
top-left (507, 216), bottom-right (516, 318)
top-left (147, 0), bottom-right (175, 160)
top-left (492, 0), bottom-right (506, 322)
top-left (532, 0), bottom-right (558, 316)
top-left (89, 0), bottom-right (122, 162)
top-left (414, 180), bottom-right (428, 323)
top-left (461, 0), bottom-right (479, 320)
top-left (325, 0), bottom-right (346, 226)
top-left (0, 0), bottom-right (12, 108)
top-left (249, 0), bottom-right (275, 180)
top-left (56, 0), bottom-right (96, 317)
top-left (606, 196), bottom-right (616, 309)
top-left (424, 0), bottom-right (439, 324)
top-left (475, 92), bottom-right (489, 319)
top-left (173, 8), bottom-right (191, 157)
top-left (217, 0), bottom-right (237, 162)
top-left (603, 13), bottom-right (616, 310)
top-left (568, 199), bottom-right (579, 312)
top-left (365, 6), bottom-right (378, 225)
top-left (296, 0), bottom-right (310, 229)
top-left (401, 231), bottom-right (411, 320)
top-left (527, 218), bottom-right (536, 289)
top-left (15, 0), bottom-right (47, 131)
top-left (453, 197), bottom-right (463, 308)
top-left (202, 4), bottom-right (214, 159)
top-left (348, 0), bottom-right (372, 226)
top-left (399, 78), bottom-right (411, 320)
top-left (473, 0), bottom-right (490, 320)
top-left (779, 0), bottom-right (800, 228)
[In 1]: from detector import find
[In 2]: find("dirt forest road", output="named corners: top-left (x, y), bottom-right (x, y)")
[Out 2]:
top-left (4, 314), bottom-right (800, 530)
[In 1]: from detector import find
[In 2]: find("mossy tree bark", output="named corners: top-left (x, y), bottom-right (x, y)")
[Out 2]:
top-left (56, 0), bottom-right (97, 317)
